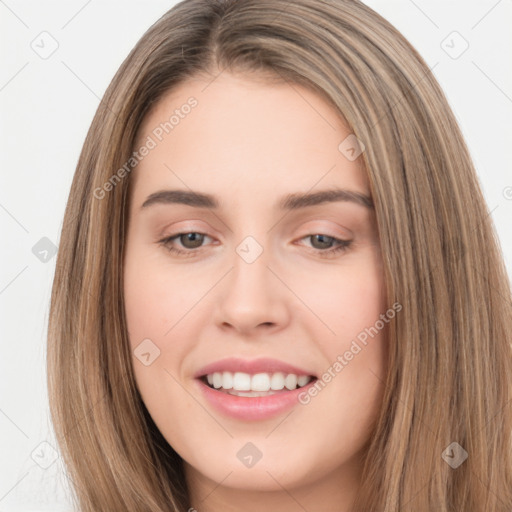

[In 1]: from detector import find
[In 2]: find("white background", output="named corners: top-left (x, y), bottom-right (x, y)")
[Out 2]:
top-left (1, 0), bottom-right (511, 509)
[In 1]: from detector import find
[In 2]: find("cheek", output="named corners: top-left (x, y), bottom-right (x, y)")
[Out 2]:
top-left (123, 261), bottom-right (194, 430)
top-left (294, 252), bottom-right (388, 411)
top-left (123, 246), bottom-right (218, 414)
top-left (123, 250), bottom-right (187, 401)
top-left (294, 253), bottom-right (386, 341)
top-left (124, 254), bottom-right (198, 348)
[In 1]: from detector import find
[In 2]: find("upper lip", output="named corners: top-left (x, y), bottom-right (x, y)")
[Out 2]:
top-left (194, 357), bottom-right (317, 379)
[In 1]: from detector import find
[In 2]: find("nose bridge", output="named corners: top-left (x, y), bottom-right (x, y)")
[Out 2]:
top-left (230, 233), bottom-right (274, 298)
top-left (214, 232), bottom-right (289, 333)
top-left (235, 234), bottom-right (266, 267)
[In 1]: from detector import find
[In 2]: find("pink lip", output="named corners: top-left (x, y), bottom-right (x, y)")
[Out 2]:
top-left (193, 357), bottom-right (316, 379)
top-left (195, 377), bottom-right (318, 421)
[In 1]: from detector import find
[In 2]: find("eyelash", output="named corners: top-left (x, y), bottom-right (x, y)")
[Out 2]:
top-left (158, 232), bottom-right (353, 259)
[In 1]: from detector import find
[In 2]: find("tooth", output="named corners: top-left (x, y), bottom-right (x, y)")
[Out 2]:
top-left (206, 371), bottom-right (311, 392)
top-left (222, 371), bottom-right (233, 389)
top-left (297, 375), bottom-right (310, 387)
top-left (233, 372), bottom-right (251, 391)
top-left (227, 390), bottom-right (278, 397)
top-left (285, 374), bottom-right (298, 390)
top-left (270, 372), bottom-right (286, 391)
top-left (213, 372), bottom-right (223, 389)
top-left (251, 373), bottom-right (271, 392)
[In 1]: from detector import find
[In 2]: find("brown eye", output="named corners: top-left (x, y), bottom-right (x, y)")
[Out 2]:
top-left (298, 234), bottom-right (353, 258)
top-left (177, 232), bottom-right (205, 249)
top-left (309, 234), bottom-right (336, 250)
top-left (159, 232), bottom-right (213, 257)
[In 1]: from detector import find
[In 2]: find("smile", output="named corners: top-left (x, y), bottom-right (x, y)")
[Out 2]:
top-left (195, 371), bottom-right (318, 421)
top-left (204, 371), bottom-right (313, 395)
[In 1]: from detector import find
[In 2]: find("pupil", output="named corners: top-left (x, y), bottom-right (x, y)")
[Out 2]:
top-left (313, 234), bottom-right (332, 249)
top-left (182, 233), bottom-right (203, 248)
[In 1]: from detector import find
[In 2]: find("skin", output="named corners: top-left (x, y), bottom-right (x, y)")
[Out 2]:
top-left (123, 71), bottom-right (388, 512)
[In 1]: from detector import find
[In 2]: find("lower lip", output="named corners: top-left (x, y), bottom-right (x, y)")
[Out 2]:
top-left (195, 378), bottom-right (317, 421)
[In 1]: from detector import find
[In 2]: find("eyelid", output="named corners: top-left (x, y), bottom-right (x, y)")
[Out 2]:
top-left (158, 221), bottom-right (219, 239)
top-left (295, 221), bottom-right (353, 240)
top-left (158, 219), bottom-right (353, 244)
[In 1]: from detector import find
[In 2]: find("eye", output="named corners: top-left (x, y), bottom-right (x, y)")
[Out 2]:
top-left (158, 232), bottom-right (352, 258)
top-left (159, 232), bottom-right (213, 257)
top-left (298, 234), bottom-right (352, 258)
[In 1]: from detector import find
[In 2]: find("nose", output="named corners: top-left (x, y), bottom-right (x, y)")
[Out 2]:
top-left (213, 242), bottom-right (291, 336)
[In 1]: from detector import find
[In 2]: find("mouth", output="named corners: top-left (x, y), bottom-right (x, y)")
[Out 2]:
top-left (193, 357), bottom-right (319, 420)
top-left (199, 371), bottom-right (317, 397)
top-left (195, 371), bottom-right (319, 421)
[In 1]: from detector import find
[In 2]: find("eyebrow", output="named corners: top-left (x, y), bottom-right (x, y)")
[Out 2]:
top-left (140, 188), bottom-right (374, 211)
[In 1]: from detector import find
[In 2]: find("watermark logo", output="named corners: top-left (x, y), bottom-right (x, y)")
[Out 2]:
top-left (31, 441), bottom-right (59, 469)
top-left (30, 31), bottom-right (59, 60)
top-left (338, 134), bottom-right (365, 161)
top-left (236, 442), bottom-right (263, 468)
top-left (442, 442), bottom-right (468, 469)
top-left (236, 236), bottom-right (264, 264)
top-left (133, 338), bottom-right (161, 366)
top-left (441, 31), bottom-right (469, 60)
top-left (32, 237), bottom-right (58, 263)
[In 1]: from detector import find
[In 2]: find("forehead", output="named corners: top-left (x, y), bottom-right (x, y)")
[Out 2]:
top-left (130, 72), bottom-right (369, 207)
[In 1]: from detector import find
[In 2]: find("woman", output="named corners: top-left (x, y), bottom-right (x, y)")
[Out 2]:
top-left (47, 0), bottom-right (512, 510)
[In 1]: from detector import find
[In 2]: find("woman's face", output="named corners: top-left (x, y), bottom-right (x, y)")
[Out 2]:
top-left (124, 72), bottom-right (388, 506)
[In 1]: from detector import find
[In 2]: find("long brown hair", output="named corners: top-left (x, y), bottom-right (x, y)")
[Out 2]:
top-left (47, 0), bottom-right (512, 510)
